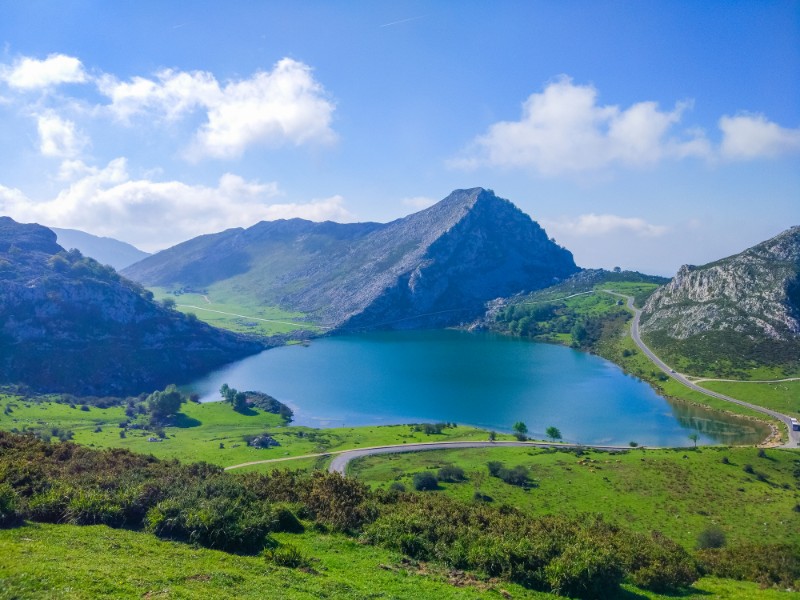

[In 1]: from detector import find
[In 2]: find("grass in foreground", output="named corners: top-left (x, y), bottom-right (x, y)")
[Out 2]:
top-left (0, 523), bottom-right (551, 600)
top-left (0, 523), bottom-right (790, 600)
top-left (349, 445), bottom-right (800, 549)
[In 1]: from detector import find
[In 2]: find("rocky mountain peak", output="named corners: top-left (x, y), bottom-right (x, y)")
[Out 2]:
top-left (0, 217), bottom-right (63, 255)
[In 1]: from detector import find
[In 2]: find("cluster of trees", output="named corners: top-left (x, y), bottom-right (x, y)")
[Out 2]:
top-left (219, 383), bottom-right (293, 421)
top-left (494, 297), bottom-right (631, 351)
top-left (220, 383), bottom-right (248, 412)
top-left (146, 384), bottom-right (188, 423)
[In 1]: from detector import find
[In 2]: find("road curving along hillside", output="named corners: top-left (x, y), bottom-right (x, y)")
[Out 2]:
top-left (604, 291), bottom-right (800, 448)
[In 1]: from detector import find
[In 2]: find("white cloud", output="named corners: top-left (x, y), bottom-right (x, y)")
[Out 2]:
top-left (401, 196), bottom-right (436, 210)
top-left (1, 54), bottom-right (87, 90)
top-left (98, 58), bottom-right (336, 159)
top-left (719, 113), bottom-right (800, 159)
top-left (0, 158), bottom-right (353, 252)
top-left (37, 113), bottom-right (87, 158)
top-left (543, 214), bottom-right (668, 238)
top-left (451, 76), bottom-right (710, 175)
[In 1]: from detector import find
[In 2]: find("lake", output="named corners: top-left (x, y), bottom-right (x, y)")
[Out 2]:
top-left (189, 330), bottom-right (768, 446)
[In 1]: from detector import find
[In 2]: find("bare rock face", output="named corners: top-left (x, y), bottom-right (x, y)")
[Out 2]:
top-left (641, 226), bottom-right (800, 341)
top-left (0, 218), bottom-right (263, 395)
top-left (639, 226), bottom-right (800, 376)
top-left (124, 188), bottom-right (579, 330)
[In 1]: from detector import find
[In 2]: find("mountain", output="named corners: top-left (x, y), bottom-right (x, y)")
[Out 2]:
top-left (50, 227), bottom-right (150, 270)
top-left (640, 225), bottom-right (800, 376)
top-left (123, 188), bottom-right (579, 329)
top-left (0, 217), bottom-right (263, 395)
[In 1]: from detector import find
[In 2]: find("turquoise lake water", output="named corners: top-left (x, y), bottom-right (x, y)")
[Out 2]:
top-left (189, 330), bottom-right (767, 447)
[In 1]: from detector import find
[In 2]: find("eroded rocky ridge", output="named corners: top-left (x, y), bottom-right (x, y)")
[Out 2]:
top-left (641, 226), bottom-right (800, 340)
top-left (124, 188), bottom-right (579, 329)
top-left (0, 217), bottom-right (263, 395)
top-left (639, 226), bottom-right (800, 375)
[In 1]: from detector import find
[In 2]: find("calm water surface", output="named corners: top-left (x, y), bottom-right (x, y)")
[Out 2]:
top-left (189, 330), bottom-right (766, 446)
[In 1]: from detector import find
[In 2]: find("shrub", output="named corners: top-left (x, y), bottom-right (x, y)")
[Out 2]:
top-left (388, 482), bottom-right (406, 493)
top-left (263, 543), bottom-right (311, 568)
top-left (696, 525), bottom-right (726, 550)
top-left (437, 465), bottom-right (466, 483)
top-left (544, 540), bottom-right (623, 599)
top-left (486, 461), bottom-right (504, 477)
top-left (698, 543), bottom-right (800, 589)
top-left (303, 471), bottom-right (373, 532)
top-left (0, 483), bottom-right (21, 528)
top-left (721, 456), bottom-right (730, 464)
top-left (413, 472), bottom-right (438, 491)
top-left (743, 464), bottom-right (754, 474)
top-left (498, 465), bottom-right (530, 487)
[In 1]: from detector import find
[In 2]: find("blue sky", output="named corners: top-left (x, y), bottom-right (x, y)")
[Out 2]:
top-left (0, 1), bottom-right (798, 274)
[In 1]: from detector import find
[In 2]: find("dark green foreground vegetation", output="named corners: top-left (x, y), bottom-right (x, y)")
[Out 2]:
top-left (3, 432), bottom-right (798, 598)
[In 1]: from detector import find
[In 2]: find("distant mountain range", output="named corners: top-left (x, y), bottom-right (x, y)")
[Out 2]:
top-left (640, 225), bottom-right (800, 376)
top-left (123, 188), bottom-right (580, 329)
top-left (50, 227), bottom-right (150, 271)
top-left (0, 217), bottom-right (262, 395)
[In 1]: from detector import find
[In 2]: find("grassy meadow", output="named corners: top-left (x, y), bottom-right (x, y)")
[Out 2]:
top-left (150, 286), bottom-right (321, 336)
top-left (0, 394), bottom-right (506, 469)
top-left (698, 380), bottom-right (800, 420)
top-left (349, 445), bottom-right (800, 550)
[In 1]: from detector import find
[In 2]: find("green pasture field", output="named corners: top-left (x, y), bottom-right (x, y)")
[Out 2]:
top-left (348, 445), bottom-right (800, 550)
top-left (0, 522), bottom-right (786, 600)
top-left (0, 395), bottom-right (506, 469)
top-left (699, 380), bottom-right (800, 420)
top-left (150, 286), bottom-right (320, 336)
top-left (0, 523), bottom-right (549, 600)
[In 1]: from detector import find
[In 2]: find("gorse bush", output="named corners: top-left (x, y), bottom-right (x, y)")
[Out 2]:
top-left (0, 431), bottom-right (793, 595)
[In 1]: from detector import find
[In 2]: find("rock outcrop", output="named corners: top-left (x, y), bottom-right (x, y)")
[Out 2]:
top-left (640, 225), bottom-right (800, 375)
top-left (124, 188), bottom-right (579, 329)
top-left (0, 217), bottom-right (263, 395)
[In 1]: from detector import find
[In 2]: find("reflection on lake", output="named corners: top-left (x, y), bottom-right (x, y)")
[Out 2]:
top-left (189, 330), bottom-right (768, 447)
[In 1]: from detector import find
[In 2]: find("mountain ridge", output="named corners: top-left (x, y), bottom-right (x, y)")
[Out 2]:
top-left (50, 227), bottom-right (151, 271)
top-left (124, 188), bottom-right (579, 329)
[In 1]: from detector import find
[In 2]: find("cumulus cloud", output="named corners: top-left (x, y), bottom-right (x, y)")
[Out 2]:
top-left (0, 158), bottom-right (353, 251)
top-left (1, 54), bottom-right (87, 89)
top-left (98, 58), bottom-right (336, 159)
top-left (37, 113), bottom-right (87, 158)
top-left (719, 113), bottom-right (800, 159)
top-left (451, 76), bottom-right (711, 175)
top-left (543, 214), bottom-right (668, 238)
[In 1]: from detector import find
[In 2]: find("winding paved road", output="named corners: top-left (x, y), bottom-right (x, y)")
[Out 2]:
top-left (604, 291), bottom-right (800, 448)
top-left (224, 440), bottom-right (632, 473)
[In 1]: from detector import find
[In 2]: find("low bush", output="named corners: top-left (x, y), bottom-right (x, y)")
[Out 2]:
top-left (412, 472), bottom-right (438, 491)
top-left (263, 543), bottom-right (311, 568)
top-left (696, 525), bottom-right (726, 550)
top-left (437, 465), bottom-right (465, 482)
top-left (698, 543), bottom-right (800, 589)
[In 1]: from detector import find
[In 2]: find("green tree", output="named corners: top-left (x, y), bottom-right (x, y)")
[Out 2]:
top-left (546, 426), bottom-right (562, 442)
top-left (232, 391), bottom-right (248, 412)
top-left (688, 433), bottom-right (699, 448)
top-left (146, 384), bottom-right (185, 422)
top-left (512, 421), bottom-right (528, 440)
